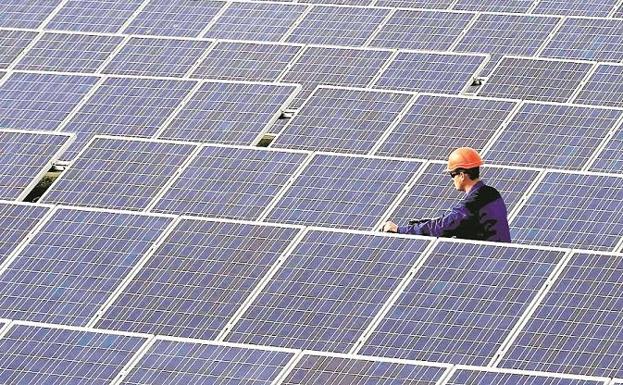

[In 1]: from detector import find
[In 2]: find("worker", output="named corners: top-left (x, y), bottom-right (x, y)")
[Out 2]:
top-left (383, 147), bottom-right (511, 242)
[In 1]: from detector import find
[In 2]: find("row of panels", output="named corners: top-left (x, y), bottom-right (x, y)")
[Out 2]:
top-left (0, 205), bottom-right (622, 378)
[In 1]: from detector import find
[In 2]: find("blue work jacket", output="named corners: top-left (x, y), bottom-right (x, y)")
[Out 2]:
top-left (397, 181), bottom-right (511, 242)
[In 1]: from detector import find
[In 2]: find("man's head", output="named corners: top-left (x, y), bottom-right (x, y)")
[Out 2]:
top-left (447, 147), bottom-right (483, 192)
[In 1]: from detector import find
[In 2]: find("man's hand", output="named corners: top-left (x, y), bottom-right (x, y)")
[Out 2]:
top-left (382, 221), bottom-right (398, 233)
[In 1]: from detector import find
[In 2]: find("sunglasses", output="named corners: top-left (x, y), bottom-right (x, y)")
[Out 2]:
top-left (449, 170), bottom-right (462, 178)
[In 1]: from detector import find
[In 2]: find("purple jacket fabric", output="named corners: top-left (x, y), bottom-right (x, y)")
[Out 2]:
top-left (397, 181), bottom-right (511, 242)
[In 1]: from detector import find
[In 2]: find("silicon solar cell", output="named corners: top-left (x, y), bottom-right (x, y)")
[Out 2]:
top-left (271, 87), bottom-right (413, 154)
top-left (97, 219), bottom-right (301, 339)
top-left (388, 162), bottom-right (539, 228)
top-left (615, 7), bottom-right (623, 18)
top-left (0, 207), bottom-right (173, 325)
top-left (159, 81), bottom-right (298, 144)
top-left (374, 0), bottom-right (453, 8)
top-left (203, 2), bottom-right (307, 42)
top-left (479, 57), bottom-right (593, 103)
top-left (500, 252), bottom-right (623, 378)
top-left (360, 241), bottom-right (564, 365)
top-left (15, 32), bottom-right (124, 73)
top-left (124, 0), bottom-right (226, 37)
top-left (510, 172), bottom-right (623, 251)
top-left (454, 14), bottom-right (560, 76)
top-left (0, 72), bottom-right (99, 131)
top-left (0, 202), bottom-right (49, 266)
top-left (152, 146), bottom-right (308, 219)
top-left (265, 154), bottom-right (422, 229)
top-left (375, 94), bottom-right (517, 159)
top-left (0, 324), bottom-right (146, 385)
top-left (448, 369), bottom-right (607, 385)
top-left (575, 64), bottom-right (623, 108)
top-left (103, 37), bottom-right (213, 78)
top-left (42, 137), bottom-right (198, 211)
top-left (452, 0), bottom-right (534, 13)
top-left (590, 126), bottom-right (623, 173)
top-left (373, 51), bottom-right (486, 93)
top-left (286, 5), bottom-right (390, 46)
top-left (47, 0), bottom-right (143, 33)
top-left (542, 18), bottom-right (623, 62)
top-left (191, 41), bottom-right (303, 82)
top-left (532, 0), bottom-right (618, 17)
top-left (0, 0), bottom-right (62, 28)
top-left (227, 230), bottom-right (431, 352)
top-left (0, 30), bottom-right (37, 69)
top-left (61, 77), bottom-right (196, 160)
top-left (370, 9), bottom-right (475, 51)
top-left (121, 340), bottom-right (293, 385)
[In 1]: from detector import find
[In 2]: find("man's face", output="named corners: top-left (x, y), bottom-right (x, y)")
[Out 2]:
top-left (450, 171), bottom-right (464, 191)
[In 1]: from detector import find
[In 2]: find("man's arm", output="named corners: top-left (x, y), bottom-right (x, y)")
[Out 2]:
top-left (396, 205), bottom-right (471, 237)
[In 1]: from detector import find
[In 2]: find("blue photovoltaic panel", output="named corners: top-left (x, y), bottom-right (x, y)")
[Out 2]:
top-left (0, 131), bottom-right (71, 199)
top-left (61, 77), bottom-right (196, 160)
top-left (454, 14), bottom-right (560, 76)
top-left (0, 202), bottom-right (49, 266)
top-left (204, 2), bottom-right (307, 42)
top-left (452, 0), bottom-right (534, 13)
top-left (370, 9), bottom-right (474, 51)
top-left (511, 172), bottom-right (623, 251)
top-left (448, 369), bottom-right (606, 385)
top-left (533, 0), bottom-right (618, 17)
top-left (281, 46), bottom-right (392, 107)
top-left (153, 146), bottom-right (306, 219)
top-left (542, 18), bottom-right (623, 62)
top-left (191, 41), bottom-right (303, 82)
top-left (15, 32), bottom-right (124, 73)
top-left (160, 81), bottom-right (297, 144)
top-left (271, 87), bottom-right (413, 154)
top-left (0, 324), bottom-right (146, 385)
top-left (228, 230), bottom-right (431, 352)
top-left (282, 354), bottom-right (447, 385)
top-left (376, 94), bottom-right (517, 159)
top-left (0, 0), bottom-right (62, 28)
top-left (0, 30), bottom-right (37, 69)
top-left (0, 208), bottom-right (172, 325)
top-left (575, 64), bottom-right (623, 108)
top-left (486, 103), bottom-right (623, 169)
top-left (360, 241), bottom-right (564, 365)
top-left (121, 340), bottom-right (293, 385)
top-left (590, 127), bottom-right (623, 173)
top-left (97, 219), bottom-right (300, 339)
top-left (479, 57), bottom-right (593, 103)
top-left (42, 137), bottom-right (197, 211)
top-left (266, 154), bottom-right (422, 229)
top-left (616, 7), bottom-right (623, 18)
top-left (500, 252), bottom-right (623, 378)
top-left (0, 72), bottom-right (98, 131)
top-left (103, 37), bottom-right (213, 78)
top-left (125, 0), bottom-right (226, 37)
top-left (286, 5), bottom-right (390, 46)
top-left (375, 0), bottom-right (453, 8)
top-left (388, 163), bottom-right (538, 228)
top-left (47, 0), bottom-right (143, 33)
top-left (373, 52), bottom-right (486, 93)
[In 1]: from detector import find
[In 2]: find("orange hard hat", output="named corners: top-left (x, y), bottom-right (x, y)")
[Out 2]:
top-left (446, 147), bottom-right (484, 172)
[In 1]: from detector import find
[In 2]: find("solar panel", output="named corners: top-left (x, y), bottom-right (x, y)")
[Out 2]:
top-left (61, 77), bottom-right (196, 160)
top-left (369, 9), bottom-right (475, 51)
top-left (615, 7), bottom-right (623, 18)
top-left (542, 18), bottom-right (623, 62)
top-left (0, 130), bottom-right (72, 199)
top-left (485, 103), bottom-right (623, 169)
top-left (15, 32), bottom-right (124, 73)
top-left (532, 0), bottom-right (618, 17)
top-left (375, 94), bottom-right (517, 159)
top-left (152, 146), bottom-right (308, 219)
top-left (589, 125), bottom-right (623, 173)
top-left (0, 72), bottom-right (99, 131)
top-left (510, 172), bottom-right (623, 251)
top-left (454, 14), bottom-right (560, 76)
top-left (373, 51), bottom-right (486, 94)
top-left (124, 0), bottom-right (226, 37)
top-left (285, 5), bottom-right (390, 46)
top-left (121, 339), bottom-right (294, 385)
top-left (41, 137), bottom-right (198, 211)
top-left (281, 46), bottom-right (392, 107)
top-left (0, 202), bottom-right (50, 266)
top-left (102, 37), bottom-right (213, 78)
top-left (0, 0), bottom-right (62, 28)
top-left (574, 64), bottom-right (623, 108)
top-left (360, 240), bottom-right (565, 365)
top-left (47, 0), bottom-right (143, 33)
top-left (0, 207), bottom-right (173, 325)
top-left (478, 57), bottom-right (593, 103)
top-left (299, 0), bottom-right (372, 4)
top-left (452, 0), bottom-right (534, 13)
top-left (203, 2), bottom-right (307, 42)
top-left (448, 368), bottom-right (607, 385)
top-left (374, 0), bottom-right (453, 8)
top-left (499, 252), bottom-right (623, 378)
top-left (0, 30), bottom-right (37, 69)
top-left (0, 324), bottom-right (147, 385)
top-left (271, 87), bottom-right (413, 154)
top-left (227, 229), bottom-right (432, 351)
top-left (159, 81), bottom-right (298, 144)
top-left (388, 162), bottom-right (539, 228)
top-left (96, 219), bottom-right (301, 339)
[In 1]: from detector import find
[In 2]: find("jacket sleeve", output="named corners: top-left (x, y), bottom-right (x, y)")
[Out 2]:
top-left (397, 204), bottom-right (472, 237)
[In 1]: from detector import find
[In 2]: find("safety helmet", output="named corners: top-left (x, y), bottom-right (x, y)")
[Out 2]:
top-left (446, 147), bottom-right (484, 172)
